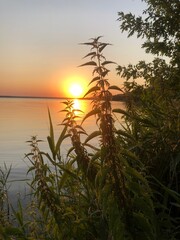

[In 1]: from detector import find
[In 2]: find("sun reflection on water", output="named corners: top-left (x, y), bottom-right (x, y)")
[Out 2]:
top-left (72, 99), bottom-right (86, 115)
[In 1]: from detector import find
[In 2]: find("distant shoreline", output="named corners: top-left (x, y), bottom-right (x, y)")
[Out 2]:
top-left (0, 94), bottom-right (125, 101)
top-left (0, 95), bottom-right (88, 100)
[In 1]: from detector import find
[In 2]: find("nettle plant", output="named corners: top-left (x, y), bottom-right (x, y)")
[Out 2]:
top-left (79, 37), bottom-right (128, 209)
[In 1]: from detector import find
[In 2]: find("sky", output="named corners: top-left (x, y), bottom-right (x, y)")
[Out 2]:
top-left (0, 0), bottom-right (149, 98)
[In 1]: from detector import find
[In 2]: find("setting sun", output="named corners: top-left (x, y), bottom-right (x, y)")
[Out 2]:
top-left (62, 75), bottom-right (88, 98)
top-left (69, 83), bottom-right (83, 98)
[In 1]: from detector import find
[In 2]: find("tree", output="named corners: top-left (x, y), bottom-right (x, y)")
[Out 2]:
top-left (117, 0), bottom-right (180, 236)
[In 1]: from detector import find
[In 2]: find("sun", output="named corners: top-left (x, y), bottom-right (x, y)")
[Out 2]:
top-left (69, 83), bottom-right (83, 98)
top-left (61, 74), bottom-right (88, 98)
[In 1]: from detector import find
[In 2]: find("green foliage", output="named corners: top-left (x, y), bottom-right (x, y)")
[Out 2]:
top-left (118, 0), bottom-right (180, 61)
top-left (117, 0), bottom-right (180, 238)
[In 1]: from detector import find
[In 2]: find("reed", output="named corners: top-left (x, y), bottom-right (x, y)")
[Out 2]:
top-left (0, 164), bottom-right (11, 226)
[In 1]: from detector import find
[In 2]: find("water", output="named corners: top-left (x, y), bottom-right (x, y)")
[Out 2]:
top-left (0, 97), bottom-right (125, 206)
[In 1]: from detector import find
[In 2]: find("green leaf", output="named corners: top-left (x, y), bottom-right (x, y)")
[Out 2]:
top-left (60, 165), bottom-right (79, 180)
top-left (67, 146), bottom-right (75, 157)
top-left (62, 117), bottom-right (70, 123)
top-left (72, 109), bottom-right (84, 113)
top-left (60, 109), bottom-right (69, 113)
top-left (74, 125), bottom-right (86, 132)
top-left (55, 125), bottom-right (68, 155)
top-left (126, 166), bottom-right (149, 187)
top-left (24, 152), bottom-right (33, 157)
top-left (116, 129), bottom-right (134, 140)
top-left (112, 108), bottom-right (130, 117)
top-left (79, 42), bottom-right (94, 46)
top-left (134, 116), bottom-right (157, 128)
top-left (48, 108), bottom-right (55, 151)
top-left (44, 153), bottom-right (56, 165)
top-left (99, 43), bottom-right (110, 52)
top-left (84, 131), bottom-right (101, 144)
top-left (47, 136), bottom-right (55, 158)
top-left (93, 36), bottom-right (103, 41)
top-left (27, 166), bottom-right (35, 174)
top-left (101, 69), bottom-right (110, 77)
top-left (88, 76), bottom-right (100, 86)
top-left (108, 85), bottom-right (123, 92)
top-left (83, 86), bottom-right (100, 98)
top-left (83, 143), bottom-right (99, 151)
top-left (121, 148), bottom-right (141, 163)
top-left (82, 108), bottom-right (100, 124)
top-left (78, 61), bottom-right (97, 67)
top-left (72, 115), bottom-right (81, 119)
top-left (58, 171), bottom-right (70, 190)
top-left (63, 133), bottom-right (71, 140)
top-left (102, 61), bottom-right (116, 65)
top-left (83, 51), bottom-right (96, 59)
top-left (78, 131), bottom-right (87, 135)
top-left (62, 101), bottom-right (69, 104)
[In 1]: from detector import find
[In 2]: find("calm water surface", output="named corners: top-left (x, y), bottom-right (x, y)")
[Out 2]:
top-left (0, 97), bottom-right (125, 204)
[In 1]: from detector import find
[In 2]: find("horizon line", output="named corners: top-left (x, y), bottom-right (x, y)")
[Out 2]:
top-left (0, 94), bottom-right (124, 101)
top-left (0, 95), bottom-right (92, 100)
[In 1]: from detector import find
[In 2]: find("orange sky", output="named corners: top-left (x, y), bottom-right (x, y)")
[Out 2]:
top-left (0, 0), bottom-right (149, 98)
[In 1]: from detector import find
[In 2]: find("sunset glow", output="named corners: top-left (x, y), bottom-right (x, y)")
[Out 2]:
top-left (69, 83), bottom-right (83, 98)
top-left (62, 75), bottom-right (88, 98)
top-left (0, 1), bottom-right (147, 98)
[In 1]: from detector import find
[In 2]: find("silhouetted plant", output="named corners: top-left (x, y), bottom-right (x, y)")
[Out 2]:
top-left (61, 99), bottom-right (97, 182)
top-left (0, 164), bottom-right (11, 226)
top-left (80, 37), bottom-right (127, 210)
top-left (24, 122), bottom-right (105, 239)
